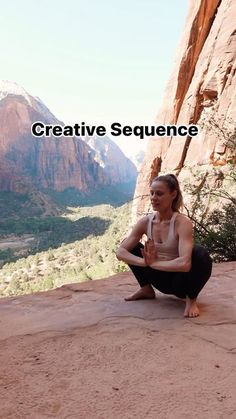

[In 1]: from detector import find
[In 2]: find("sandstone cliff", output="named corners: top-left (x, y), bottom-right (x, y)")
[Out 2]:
top-left (0, 81), bottom-right (136, 201)
top-left (0, 86), bottom-right (106, 194)
top-left (134, 0), bottom-right (236, 217)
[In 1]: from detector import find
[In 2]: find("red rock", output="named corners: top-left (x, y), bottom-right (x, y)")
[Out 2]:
top-left (0, 94), bottom-right (106, 193)
top-left (134, 0), bottom-right (236, 217)
top-left (0, 88), bottom-right (137, 198)
top-left (0, 262), bottom-right (235, 417)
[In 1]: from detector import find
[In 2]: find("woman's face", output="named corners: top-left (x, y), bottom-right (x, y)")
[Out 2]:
top-left (150, 180), bottom-right (177, 212)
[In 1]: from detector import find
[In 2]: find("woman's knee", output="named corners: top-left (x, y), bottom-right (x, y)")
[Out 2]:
top-left (192, 245), bottom-right (210, 261)
top-left (192, 245), bottom-right (212, 277)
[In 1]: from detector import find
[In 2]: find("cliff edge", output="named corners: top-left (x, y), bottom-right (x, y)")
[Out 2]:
top-left (0, 262), bottom-right (235, 418)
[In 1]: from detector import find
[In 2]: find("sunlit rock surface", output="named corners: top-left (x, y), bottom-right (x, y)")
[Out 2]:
top-left (134, 0), bottom-right (236, 218)
top-left (0, 261), bottom-right (235, 418)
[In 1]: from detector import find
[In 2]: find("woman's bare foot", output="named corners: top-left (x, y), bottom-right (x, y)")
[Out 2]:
top-left (184, 297), bottom-right (200, 317)
top-left (125, 285), bottom-right (156, 301)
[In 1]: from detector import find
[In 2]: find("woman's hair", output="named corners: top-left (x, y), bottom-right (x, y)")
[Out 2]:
top-left (151, 173), bottom-right (183, 212)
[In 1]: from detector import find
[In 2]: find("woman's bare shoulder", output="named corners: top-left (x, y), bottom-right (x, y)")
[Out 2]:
top-left (176, 212), bottom-right (193, 227)
top-left (133, 215), bottom-right (150, 231)
top-left (119, 215), bottom-right (150, 247)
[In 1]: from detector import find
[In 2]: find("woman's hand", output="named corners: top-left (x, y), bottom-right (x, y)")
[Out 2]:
top-left (141, 239), bottom-right (157, 266)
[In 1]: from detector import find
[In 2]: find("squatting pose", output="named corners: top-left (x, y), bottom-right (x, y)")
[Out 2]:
top-left (116, 174), bottom-right (212, 317)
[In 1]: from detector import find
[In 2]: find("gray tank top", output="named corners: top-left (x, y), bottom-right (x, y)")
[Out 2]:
top-left (146, 212), bottom-right (179, 261)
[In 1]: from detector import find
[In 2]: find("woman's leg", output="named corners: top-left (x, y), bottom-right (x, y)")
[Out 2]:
top-left (185, 245), bottom-right (212, 299)
top-left (184, 245), bottom-right (212, 317)
top-left (127, 243), bottom-right (156, 287)
top-left (126, 243), bottom-right (212, 316)
top-left (125, 243), bottom-right (156, 300)
top-left (126, 243), bottom-right (176, 300)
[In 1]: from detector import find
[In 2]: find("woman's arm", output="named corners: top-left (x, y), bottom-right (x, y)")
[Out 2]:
top-left (116, 217), bottom-right (148, 267)
top-left (148, 217), bottom-right (193, 272)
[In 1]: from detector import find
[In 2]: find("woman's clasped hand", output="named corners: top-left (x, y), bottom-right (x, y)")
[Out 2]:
top-left (141, 240), bottom-right (157, 266)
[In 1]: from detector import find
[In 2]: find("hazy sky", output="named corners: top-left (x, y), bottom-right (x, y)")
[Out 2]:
top-left (1, 0), bottom-right (188, 156)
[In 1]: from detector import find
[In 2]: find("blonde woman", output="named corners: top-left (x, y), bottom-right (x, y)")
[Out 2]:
top-left (116, 174), bottom-right (212, 317)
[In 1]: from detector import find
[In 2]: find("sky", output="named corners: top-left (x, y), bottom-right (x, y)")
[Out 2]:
top-left (0, 0), bottom-right (188, 157)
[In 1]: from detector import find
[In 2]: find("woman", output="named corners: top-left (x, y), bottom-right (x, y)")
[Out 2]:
top-left (116, 173), bottom-right (212, 317)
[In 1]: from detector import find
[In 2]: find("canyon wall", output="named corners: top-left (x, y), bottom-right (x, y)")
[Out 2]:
top-left (0, 82), bottom-right (136, 197)
top-left (134, 0), bottom-right (236, 218)
top-left (0, 93), bottom-right (105, 193)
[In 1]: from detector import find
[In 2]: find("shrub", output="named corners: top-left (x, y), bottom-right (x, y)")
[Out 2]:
top-left (194, 202), bottom-right (236, 261)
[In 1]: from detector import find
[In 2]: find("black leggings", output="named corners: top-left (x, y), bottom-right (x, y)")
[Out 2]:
top-left (128, 243), bottom-right (212, 299)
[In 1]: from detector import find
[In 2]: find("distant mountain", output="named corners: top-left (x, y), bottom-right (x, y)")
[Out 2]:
top-left (0, 81), bottom-right (137, 210)
top-left (0, 81), bottom-right (107, 196)
top-left (83, 135), bottom-right (137, 185)
top-left (127, 149), bottom-right (145, 171)
top-left (0, 80), bottom-right (59, 124)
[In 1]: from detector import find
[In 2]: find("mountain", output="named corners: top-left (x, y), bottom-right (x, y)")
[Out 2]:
top-left (0, 81), bottom-right (137, 209)
top-left (83, 135), bottom-right (137, 184)
top-left (0, 80), bottom-right (59, 124)
top-left (0, 81), bottom-right (107, 196)
top-left (134, 0), bottom-right (236, 217)
top-left (127, 149), bottom-right (145, 171)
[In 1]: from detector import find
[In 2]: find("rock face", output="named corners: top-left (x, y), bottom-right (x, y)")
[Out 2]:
top-left (134, 0), bottom-right (236, 217)
top-left (0, 82), bottom-right (106, 194)
top-left (83, 135), bottom-right (137, 185)
top-left (0, 262), bottom-right (235, 417)
top-left (0, 81), bottom-right (136, 197)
